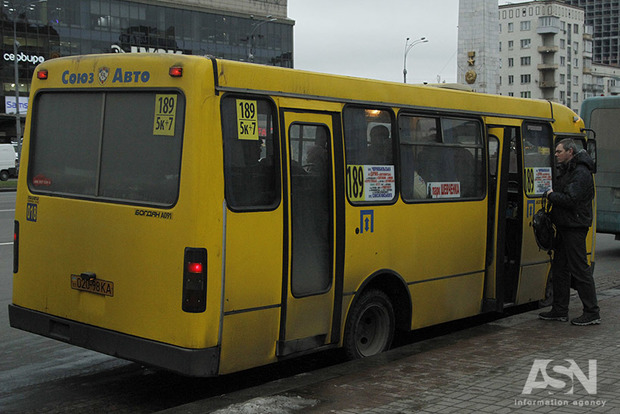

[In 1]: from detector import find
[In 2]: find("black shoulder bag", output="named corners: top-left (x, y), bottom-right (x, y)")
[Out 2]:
top-left (532, 193), bottom-right (555, 253)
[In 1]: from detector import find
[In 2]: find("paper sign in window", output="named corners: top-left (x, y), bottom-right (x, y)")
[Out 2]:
top-left (525, 167), bottom-right (552, 196)
top-left (347, 164), bottom-right (395, 202)
top-left (153, 94), bottom-right (177, 136)
top-left (427, 182), bottom-right (461, 199)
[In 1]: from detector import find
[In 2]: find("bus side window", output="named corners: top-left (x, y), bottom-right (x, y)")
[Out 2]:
top-left (442, 118), bottom-right (485, 198)
top-left (488, 137), bottom-right (499, 177)
top-left (221, 97), bottom-right (279, 209)
top-left (289, 124), bottom-right (332, 296)
top-left (523, 122), bottom-right (553, 197)
top-left (343, 106), bottom-right (396, 204)
top-left (398, 115), bottom-right (439, 200)
top-left (399, 115), bottom-right (484, 201)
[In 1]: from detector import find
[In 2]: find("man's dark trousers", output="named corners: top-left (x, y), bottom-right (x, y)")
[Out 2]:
top-left (552, 227), bottom-right (600, 316)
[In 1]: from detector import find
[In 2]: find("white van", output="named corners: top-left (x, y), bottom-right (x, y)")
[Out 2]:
top-left (0, 143), bottom-right (17, 180)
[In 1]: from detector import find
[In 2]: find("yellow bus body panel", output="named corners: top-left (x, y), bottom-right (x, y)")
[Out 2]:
top-left (343, 200), bottom-right (488, 330)
top-left (219, 308), bottom-right (280, 375)
top-left (14, 54), bottom-right (225, 349)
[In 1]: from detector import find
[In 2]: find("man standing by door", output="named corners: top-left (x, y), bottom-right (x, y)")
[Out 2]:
top-left (539, 138), bottom-right (600, 326)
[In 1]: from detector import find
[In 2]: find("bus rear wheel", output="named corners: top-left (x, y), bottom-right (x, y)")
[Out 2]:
top-left (343, 289), bottom-right (395, 359)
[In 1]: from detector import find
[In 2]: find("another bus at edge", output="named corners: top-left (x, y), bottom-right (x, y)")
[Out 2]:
top-left (581, 96), bottom-right (618, 239)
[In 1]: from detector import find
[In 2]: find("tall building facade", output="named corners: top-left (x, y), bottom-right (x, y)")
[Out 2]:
top-left (0, 0), bottom-right (294, 141)
top-left (562, 0), bottom-right (620, 66)
top-left (497, 1), bottom-right (590, 113)
top-left (457, 0), bottom-right (500, 94)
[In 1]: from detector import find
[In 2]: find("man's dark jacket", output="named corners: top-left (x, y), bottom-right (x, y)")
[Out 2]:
top-left (548, 149), bottom-right (595, 229)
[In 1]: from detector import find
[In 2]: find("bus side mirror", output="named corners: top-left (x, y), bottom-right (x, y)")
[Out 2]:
top-left (581, 128), bottom-right (597, 174)
top-left (587, 139), bottom-right (597, 174)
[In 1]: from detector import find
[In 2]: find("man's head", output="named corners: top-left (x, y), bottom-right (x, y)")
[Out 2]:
top-left (555, 138), bottom-right (578, 165)
top-left (370, 125), bottom-right (389, 146)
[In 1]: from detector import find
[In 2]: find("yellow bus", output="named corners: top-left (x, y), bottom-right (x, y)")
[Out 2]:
top-left (10, 54), bottom-right (595, 376)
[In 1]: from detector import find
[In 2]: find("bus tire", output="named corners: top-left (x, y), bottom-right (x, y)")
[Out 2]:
top-left (343, 289), bottom-right (395, 360)
top-left (0, 170), bottom-right (8, 181)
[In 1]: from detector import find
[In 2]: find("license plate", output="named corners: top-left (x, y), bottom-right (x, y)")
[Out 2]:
top-left (70, 275), bottom-right (114, 297)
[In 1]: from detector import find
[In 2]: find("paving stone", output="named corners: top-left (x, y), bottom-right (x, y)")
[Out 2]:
top-left (162, 285), bottom-right (620, 414)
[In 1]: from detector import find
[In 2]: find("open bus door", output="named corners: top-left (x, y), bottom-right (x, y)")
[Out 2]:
top-left (486, 124), bottom-right (553, 310)
top-left (277, 111), bottom-right (343, 356)
top-left (518, 122), bottom-right (555, 305)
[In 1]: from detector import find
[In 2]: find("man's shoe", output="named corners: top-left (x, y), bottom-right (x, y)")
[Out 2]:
top-left (538, 311), bottom-right (568, 322)
top-left (571, 314), bottom-right (601, 326)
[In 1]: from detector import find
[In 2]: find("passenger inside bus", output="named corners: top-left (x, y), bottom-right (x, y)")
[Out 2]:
top-left (305, 127), bottom-right (329, 175)
top-left (412, 167), bottom-right (427, 199)
top-left (452, 147), bottom-right (475, 197)
top-left (416, 132), bottom-right (443, 183)
top-left (367, 125), bottom-right (392, 165)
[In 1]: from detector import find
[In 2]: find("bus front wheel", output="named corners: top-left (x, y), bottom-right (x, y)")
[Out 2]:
top-left (343, 289), bottom-right (395, 359)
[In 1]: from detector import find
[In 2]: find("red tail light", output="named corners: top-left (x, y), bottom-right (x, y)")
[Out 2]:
top-left (169, 66), bottom-right (183, 77)
top-left (37, 70), bottom-right (48, 80)
top-left (182, 248), bottom-right (207, 313)
top-left (187, 262), bottom-right (203, 274)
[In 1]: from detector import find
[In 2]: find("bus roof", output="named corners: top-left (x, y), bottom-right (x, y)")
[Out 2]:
top-left (34, 54), bottom-right (581, 126)
top-left (212, 58), bottom-right (579, 124)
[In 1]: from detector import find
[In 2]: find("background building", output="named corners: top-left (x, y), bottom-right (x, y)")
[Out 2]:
top-left (561, 0), bottom-right (620, 97)
top-left (457, 0), bottom-right (500, 94)
top-left (561, 0), bottom-right (620, 66)
top-left (589, 63), bottom-right (620, 95)
top-left (0, 0), bottom-right (294, 142)
top-left (497, 1), bottom-right (589, 113)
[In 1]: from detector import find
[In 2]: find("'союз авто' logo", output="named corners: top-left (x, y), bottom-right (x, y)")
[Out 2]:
top-left (98, 67), bottom-right (110, 85)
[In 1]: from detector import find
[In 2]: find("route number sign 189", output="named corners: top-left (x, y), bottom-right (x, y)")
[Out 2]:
top-left (153, 94), bottom-right (177, 136)
top-left (236, 99), bottom-right (259, 140)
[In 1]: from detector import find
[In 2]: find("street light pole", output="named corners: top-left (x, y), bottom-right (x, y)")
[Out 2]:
top-left (403, 36), bottom-right (428, 83)
top-left (247, 15), bottom-right (277, 62)
top-left (12, 16), bottom-right (21, 142)
top-left (6, 0), bottom-right (46, 145)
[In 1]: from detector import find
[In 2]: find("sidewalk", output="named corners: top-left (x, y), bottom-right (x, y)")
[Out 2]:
top-left (161, 287), bottom-right (620, 414)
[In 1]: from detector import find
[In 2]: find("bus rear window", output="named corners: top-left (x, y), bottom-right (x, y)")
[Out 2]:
top-left (28, 91), bottom-right (184, 206)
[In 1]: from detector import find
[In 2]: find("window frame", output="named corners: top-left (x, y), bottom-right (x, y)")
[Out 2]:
top-left (522, 121), bottom-right (554, 199)
top-left (342, 105), bottom-right (398, 206)
top-left (220, 93), bottom-right (281, 212)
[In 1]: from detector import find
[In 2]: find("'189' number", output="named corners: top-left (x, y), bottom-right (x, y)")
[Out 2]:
top-left (157, 95), bottom-right (175, 114)
top-left (525, 168), bottom-right (535, 195)
top-left (346, 165), bottom-right (365, 201)
top-left (238, 101), bottom-right (256, 119)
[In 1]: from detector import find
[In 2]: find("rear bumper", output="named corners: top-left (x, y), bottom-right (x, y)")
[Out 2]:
top-left (8, 304), bottom-right (220, 377)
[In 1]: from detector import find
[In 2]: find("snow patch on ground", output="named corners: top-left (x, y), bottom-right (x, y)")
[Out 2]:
top-left (212, 395), bottom-right (319, 413)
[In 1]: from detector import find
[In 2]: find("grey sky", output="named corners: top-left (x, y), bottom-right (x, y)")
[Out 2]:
top-left (288, 0), bottom-right (518, 84)
top-left (288, 0), bottom-right (460, 84)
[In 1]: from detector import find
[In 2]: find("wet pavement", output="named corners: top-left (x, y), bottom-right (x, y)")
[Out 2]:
top-left (161, 286), bottom-right (620, 413)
